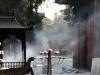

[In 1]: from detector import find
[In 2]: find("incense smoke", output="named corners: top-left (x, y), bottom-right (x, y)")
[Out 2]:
top-left (2, 0), bottom-right (79, 62)
top-left (3, 35), bottom-right (22, 62)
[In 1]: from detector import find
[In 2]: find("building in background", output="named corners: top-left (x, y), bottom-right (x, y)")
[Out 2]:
top-left (56, 0), bottom-right (95, 70)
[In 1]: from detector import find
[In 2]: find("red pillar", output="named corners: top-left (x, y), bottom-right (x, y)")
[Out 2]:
top-left (73, 16), bottom-right (88, 69)
top-left (78, 19), bottom-right (87, 68)
top-left (87, 19), bottom-right (94, 70)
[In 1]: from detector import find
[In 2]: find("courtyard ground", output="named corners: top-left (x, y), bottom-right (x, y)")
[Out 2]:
top-left (28, 57), bottom-right (91, 75)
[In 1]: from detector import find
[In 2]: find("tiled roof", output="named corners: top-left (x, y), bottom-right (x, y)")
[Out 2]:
top-left (0, 16), bottom-right (28, 29)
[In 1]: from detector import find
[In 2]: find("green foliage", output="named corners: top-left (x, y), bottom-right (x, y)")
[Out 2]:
top-left (63, 6), bottom-right (74, 26)
top-left (15, 0), bottom-right (43, 27)
top-left (64, 6), bottom-right (73, 21)
top-left (42, 17), bottom-right (53, 26)
top-left (0, 0), bottom-right (43, 26)
top-left (0, 0), bottom-right (20, 15)
top-left (33, 0), bottom-right (43, 12)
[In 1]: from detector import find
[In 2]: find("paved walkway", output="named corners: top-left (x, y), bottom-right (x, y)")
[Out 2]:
top-left (26, 68), bottom-right (90, 75)
top-left (27, 58), bottom-right (91, 75)
top-left (26, 72), bottom-right (90, 75)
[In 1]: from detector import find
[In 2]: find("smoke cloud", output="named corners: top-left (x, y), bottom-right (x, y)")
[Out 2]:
top-left (30, 11), bottom-right (78, 58)
top-left (2, 1), bottom-right (79, 62)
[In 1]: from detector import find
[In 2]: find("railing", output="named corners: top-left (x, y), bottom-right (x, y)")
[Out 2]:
top-left (0, 62), bottom-right (25, 69)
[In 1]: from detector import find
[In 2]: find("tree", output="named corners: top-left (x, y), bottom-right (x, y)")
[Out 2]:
top-left (42, 17), bottom-right (54, 27)
top-left (63, 6), bottom-right (74, 26)
top-left (0, 0), bottom-right (44, 26)
top-left (0, 0), bottom-right (20, 15)
top-left (15, 0), bottom-right (43, 27)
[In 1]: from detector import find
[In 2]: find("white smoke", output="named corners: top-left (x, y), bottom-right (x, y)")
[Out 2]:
top-left (2, 0), bottom-right (78, 62)
top-left (3, 35), bottom-right (22, 62)
top-left (31, 13), bottom-right (78, 58)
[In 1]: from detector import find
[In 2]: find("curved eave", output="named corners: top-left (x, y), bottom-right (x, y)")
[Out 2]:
top-left (0, 16), bottom-right (32, 30)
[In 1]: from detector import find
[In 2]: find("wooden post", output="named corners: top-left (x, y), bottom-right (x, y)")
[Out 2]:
top-left (22, 32), bottom-right (26, 63)
top-left (47, 51), bottom-right (52, 75)
top-left (0, 40), bottom-right (3, 68)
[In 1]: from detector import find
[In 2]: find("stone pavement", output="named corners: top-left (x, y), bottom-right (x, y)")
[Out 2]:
top-left (26, 69), bottom-right (90, 75)
top-left (26, 58), bottom-right (91, 75)
top-left (26, 72), bottom-right (90, 75)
